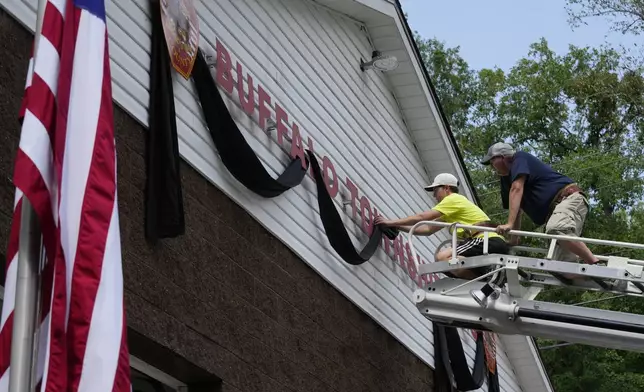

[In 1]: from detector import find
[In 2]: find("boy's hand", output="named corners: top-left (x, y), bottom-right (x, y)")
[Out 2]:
top-left (374, 216), bottom-right (392, 227)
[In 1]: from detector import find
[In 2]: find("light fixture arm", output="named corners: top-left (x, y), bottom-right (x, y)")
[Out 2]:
top-left (360, 50), bottom-right (399, 72)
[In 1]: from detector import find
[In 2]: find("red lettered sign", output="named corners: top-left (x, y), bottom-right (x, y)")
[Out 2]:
top-left (160, 0), bottom-right (199, 79)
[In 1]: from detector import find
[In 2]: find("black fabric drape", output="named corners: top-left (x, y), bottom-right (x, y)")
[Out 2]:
top-left (434, 324), bottom-right (488, 391)
top-left (307, 151), bottom-right (399, 265)
top-left (191, 49), bottom-right (308, 197)
top-left (145, 0), bottom-right (185, 243)
top-left (487, 367), bottom-right (500, 392)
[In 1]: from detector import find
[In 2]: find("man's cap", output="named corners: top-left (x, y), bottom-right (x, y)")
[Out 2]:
top-left (424, 173), bottom-right (459, 191)
top-left (481, 142), bottom-right (516, 165)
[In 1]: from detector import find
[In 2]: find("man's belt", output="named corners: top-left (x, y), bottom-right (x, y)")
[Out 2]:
top-left (549, 183), bottom-right (584, 212)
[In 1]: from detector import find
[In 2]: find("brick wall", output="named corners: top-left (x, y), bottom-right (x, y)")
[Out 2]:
top-left (0, 9), bottom-right (433, 392)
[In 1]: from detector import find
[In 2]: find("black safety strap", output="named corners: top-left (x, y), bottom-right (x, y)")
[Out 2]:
top-left (191, 48), bottom-right (308, 198)
top-left (488, 367), bottom-right (500, 392)
top-left (434, 324), bottom-right (455, 392)
top-left (435, 325), bottom-right (487, 391)
top-left (484, 331), bottom-right (501, 392)
top-left (307, 150), bottom-right (398, 265)
top-left (446, 326), bottom-right (486, 390)
top-left (145, 0), bottom-right (186, 243)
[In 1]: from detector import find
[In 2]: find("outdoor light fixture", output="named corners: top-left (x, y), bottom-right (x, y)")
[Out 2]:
top-left (360, 50), bottom-right (399, 72)
top-left (470, 283), bottom-right (500, 308)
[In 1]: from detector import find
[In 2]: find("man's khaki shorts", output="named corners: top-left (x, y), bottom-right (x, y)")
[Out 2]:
top-left (544, 192), bottom-right (589, 261)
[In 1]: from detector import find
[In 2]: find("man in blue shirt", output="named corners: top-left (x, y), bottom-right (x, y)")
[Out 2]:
top-left (481, 142), bottom-right (599, 264)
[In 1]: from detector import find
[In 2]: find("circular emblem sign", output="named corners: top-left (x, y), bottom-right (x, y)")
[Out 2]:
top-left (160, 0), bottom-right (199, 79)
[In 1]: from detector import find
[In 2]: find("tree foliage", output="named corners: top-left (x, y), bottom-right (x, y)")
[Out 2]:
top-left (566, 0), bottom-right (644, 35)
top-left (413, 32), bottom-right (644, 392)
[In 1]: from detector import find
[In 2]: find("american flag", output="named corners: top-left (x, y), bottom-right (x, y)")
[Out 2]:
top-left (0, 0), bottom-right (130, 390)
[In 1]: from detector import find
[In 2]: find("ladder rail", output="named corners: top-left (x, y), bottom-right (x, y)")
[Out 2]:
top-left (511, 245), bottom-right (629, 264)
top-left (407, 220), bottom-right (644, 273)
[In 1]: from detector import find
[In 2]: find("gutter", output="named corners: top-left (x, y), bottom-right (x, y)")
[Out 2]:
top-left (392, 0), bottom-right (481, 206)
top-left (528, 336), bottom-right (556, 392)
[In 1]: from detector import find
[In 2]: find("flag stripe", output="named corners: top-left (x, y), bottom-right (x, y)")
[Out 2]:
top-left (65, 10), bottom-right (115, 390)
top-left (0, 314), bottom-right (14, 378)
top-left (12, 150), bottom-right (57, 260)
top-left (59, 7), bottom-right (105, 332)
top-left (112, 307), bottom-right (130, 392)
top-left (28, 75), bottom-right (58, 139)
top-left (32, 36), bottom-right (60, 95)
top-left (34, 312), bottom-right (50, 386)
top-left (18, 112), bottom-right (54, 196)
top-left (49, 0), bottom-right (66, 20)
top-left (0, 368), bottom-right (7, 391)
top-left (0, 197), bottom-right (22, 327)
top-left (18, 55), bottom-right (34, 121)
top-left (0, 257), bottom-right (17, 329)
top-left (42, 259), bottom-right (68, 391)
top-left (77, 203), bottom-right (122, 391)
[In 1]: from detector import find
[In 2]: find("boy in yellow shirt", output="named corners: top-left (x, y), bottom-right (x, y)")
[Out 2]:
top-left (375, 173), bottom-right (509, 279)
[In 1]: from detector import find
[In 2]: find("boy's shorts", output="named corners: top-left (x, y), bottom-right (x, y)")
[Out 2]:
top-left (456, 236), bottom-right (509, 258)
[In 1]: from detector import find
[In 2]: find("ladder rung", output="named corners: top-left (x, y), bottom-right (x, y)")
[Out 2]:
top-left (591, 277), bottom-right (613, 291)
top-left (633, 281), bottom-right (644, 293)
top-left (550, 272), bottom-right (573, 285)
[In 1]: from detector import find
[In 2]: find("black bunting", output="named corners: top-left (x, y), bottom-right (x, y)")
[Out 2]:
top-left (145, 0), bottom-right (185, 243)
top-left (191, 48), bottom-right (308, 197)
top-left (307, 150), bottom-right (399, 265)
top-left (435, 324), bottom-right (493, 391)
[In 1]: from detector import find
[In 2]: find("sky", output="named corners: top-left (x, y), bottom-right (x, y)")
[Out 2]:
top-left (399, 0), bottom-right (640, 71)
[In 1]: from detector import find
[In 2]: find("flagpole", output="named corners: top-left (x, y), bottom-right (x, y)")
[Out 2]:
top-left (8, 0), bottom-right (48, 390)
top-left (9, 200), bottom-right (42, 392)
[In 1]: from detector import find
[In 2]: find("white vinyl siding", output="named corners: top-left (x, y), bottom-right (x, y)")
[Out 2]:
top-left (0, 0), bottom-right (523, 391)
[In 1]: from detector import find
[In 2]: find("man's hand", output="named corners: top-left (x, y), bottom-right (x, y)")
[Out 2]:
top-left (374, 216), bottom-right (392, 227)
top-left (496, 223), bottom-right (513, 235)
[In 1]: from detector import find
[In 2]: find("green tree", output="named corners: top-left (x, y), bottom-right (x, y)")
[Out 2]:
top-left (414, 33), bottom-right (644, 392)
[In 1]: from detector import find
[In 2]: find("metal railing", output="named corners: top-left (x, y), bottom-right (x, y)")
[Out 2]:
top-left (407, 220), bottom-right (644, 273)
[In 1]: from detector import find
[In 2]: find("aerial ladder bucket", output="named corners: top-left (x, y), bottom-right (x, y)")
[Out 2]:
top-left (407, 221), bottom-right (644, 353)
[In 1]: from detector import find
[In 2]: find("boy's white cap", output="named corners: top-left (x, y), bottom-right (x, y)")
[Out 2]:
top-left (424, 173), bottom-right (459, 191)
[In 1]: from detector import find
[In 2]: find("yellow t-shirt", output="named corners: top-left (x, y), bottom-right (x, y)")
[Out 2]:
top-left (432, 193), bottom-right (503, 240)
